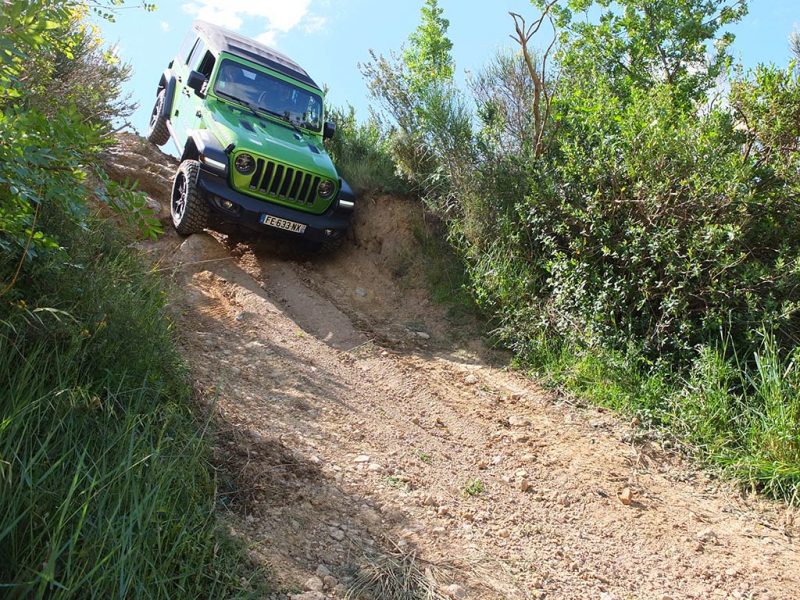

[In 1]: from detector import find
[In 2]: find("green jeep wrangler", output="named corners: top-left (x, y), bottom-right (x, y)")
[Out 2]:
top-left (146, 20), bottom-right (354, 247)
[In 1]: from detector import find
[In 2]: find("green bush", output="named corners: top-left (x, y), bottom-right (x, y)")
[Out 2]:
top-left (325, 104), bottom-right (407, 194)
top-left (471, 76), bottom-right (800, 364)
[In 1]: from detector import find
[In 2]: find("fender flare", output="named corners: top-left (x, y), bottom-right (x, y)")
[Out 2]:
top-left (157, 70), bottom-right (177, 120)
top-left (184, 128), bottom-right (228, 175)
top-left (336, 177), bottom-right (356, 212)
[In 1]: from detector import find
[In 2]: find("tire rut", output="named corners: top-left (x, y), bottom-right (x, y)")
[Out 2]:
top-left (164, 229), bottom-right (799, 600)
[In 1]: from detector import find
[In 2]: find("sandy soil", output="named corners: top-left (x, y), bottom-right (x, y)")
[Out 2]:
top-left (108, 135), bottom-right (799, 600)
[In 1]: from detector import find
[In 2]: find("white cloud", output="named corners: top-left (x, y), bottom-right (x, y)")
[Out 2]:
top-left (303, 15), bottom-right (327, 34)
top-left (181, 0), bottom-right (323, 46)
top-left (160, 21), bottom-right (170, 32)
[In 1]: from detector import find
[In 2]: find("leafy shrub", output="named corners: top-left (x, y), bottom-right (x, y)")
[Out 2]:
top-left (472, 76), bottom-right (800, 364)
top-left (325, 104), bottom-right (407, 194)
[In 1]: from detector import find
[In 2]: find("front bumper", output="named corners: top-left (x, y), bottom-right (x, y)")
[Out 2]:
top-left (196, 167), bottom-right (354, 242)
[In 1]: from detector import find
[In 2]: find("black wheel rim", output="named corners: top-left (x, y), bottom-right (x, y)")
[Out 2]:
top-left (148, 94), bottom-right (163, 132)
top-left (172, 171), bottom-right (187, 225)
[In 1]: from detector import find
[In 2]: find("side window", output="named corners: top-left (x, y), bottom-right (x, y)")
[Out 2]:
top-left (176, 32), bottom-right (197, 64)
top-left (187, 39), bottom-right (206, 69)
top-left (197, 51), bottom-right (216, 78)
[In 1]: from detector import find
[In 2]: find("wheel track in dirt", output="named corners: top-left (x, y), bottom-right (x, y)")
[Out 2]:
top-left (161, 228), bottom-right (798, 600)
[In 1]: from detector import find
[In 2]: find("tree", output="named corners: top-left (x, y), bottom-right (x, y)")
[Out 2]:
top-left (361, 0), bottom-right (468, 199)
top-left (537, 0), bottom-right (749, 104)
top-left (404, 0), bottom-right (455, 93)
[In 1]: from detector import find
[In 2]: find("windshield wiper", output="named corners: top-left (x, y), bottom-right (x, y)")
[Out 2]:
top-left (258, 107), bottom-right (304, 135)
top-left (215, 90), bottom-right (264, 120)
top-left (217, 90), bottom-right (305, 135)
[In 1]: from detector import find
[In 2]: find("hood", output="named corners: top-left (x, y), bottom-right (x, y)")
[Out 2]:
top-left (205, 98), bottom-right (336, 177)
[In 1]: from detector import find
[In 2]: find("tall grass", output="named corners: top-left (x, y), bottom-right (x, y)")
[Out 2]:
top-left (679, 333), bottom-right (800, 502)
top-left (515, 330), bottom-right (800, 504)
top-left (0, 211), bottom-right (261, 597)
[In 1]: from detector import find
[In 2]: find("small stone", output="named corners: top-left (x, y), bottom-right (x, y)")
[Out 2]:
top-left (477, 460), bottom-right (489, 470)
top-left (329, 527), bottom-right (345, 541)
top-left (696, 528), bottom-right (718, 544)
top-left (445, 583), bottom-right (466, 599)
top-left (512, 433), bottom-right (530, 443)
top-left (437, 506), bottom-right (449, 517)
top-left (514, 469), bottom-right (529, 479)
top-left (518, 479), bottom-right (531, 492)
top-left (619, 487), bottom-right (632, 505)
top-left (290, 593), bottom-right (325, 600)
top-left (416, 331), bottom-right (430, 340)
top-left (492, 454), bottom-right (504, 465)
top-left (421, 494), bottom-right (437, 507)
top-left (355, 287), bottom-right (368, 297)
top-left (368, 463), bottom-right (383, 472)
top-left (323, 575), bottom-right (337, 589)
top-left (303, 576), bottom-right (324, 592)
top-left (353, 455), bottom-right (370, 463)
top-left (464, 374), bottom-right (479, 385)
top-left (508, 415), bottom-right (531, 427)
top-left (315, 565), bottom-right (331, 578)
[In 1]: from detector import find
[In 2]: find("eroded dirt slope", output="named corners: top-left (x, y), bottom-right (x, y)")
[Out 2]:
top-left (106, 135), bottom-right (799, 600)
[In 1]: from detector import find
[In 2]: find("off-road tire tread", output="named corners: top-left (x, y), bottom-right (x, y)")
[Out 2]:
top-left (173, 160), bottom-right (209, 236)
top-left (147, 90), bottom-right (170, 146)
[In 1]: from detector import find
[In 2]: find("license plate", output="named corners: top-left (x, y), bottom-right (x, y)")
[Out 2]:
top-left (260, 214), bottom-right (307, 234)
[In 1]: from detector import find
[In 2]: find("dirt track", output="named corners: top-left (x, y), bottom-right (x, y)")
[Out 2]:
top-left (111, 135), bottom-right (799, 599)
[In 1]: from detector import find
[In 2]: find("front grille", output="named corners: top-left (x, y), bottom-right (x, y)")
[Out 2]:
top-left (248, 158), bottom-right (320, 205)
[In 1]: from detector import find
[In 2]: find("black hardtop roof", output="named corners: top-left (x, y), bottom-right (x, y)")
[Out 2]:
top-left (193, 20), bottom-right (321, 91)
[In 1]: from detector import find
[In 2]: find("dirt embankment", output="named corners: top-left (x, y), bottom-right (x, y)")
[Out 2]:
top-left (104, 134), bottom-right (799, 600)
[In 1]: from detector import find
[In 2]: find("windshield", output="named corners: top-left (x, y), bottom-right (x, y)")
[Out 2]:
top-left (212, 58), bottom-right (323, 132)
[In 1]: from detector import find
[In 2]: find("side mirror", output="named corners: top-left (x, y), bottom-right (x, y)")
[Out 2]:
top-left (187, 70), bottom-right (208, 97)
top-left (323, 120), bottom-right (336, 141)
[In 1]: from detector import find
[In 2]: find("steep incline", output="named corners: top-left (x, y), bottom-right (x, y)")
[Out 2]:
top-left (104, 135), bottom-right (799, 600)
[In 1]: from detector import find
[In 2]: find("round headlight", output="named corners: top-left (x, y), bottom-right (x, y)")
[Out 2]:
top-left (234, 153), bottom-right (255, 175)
top-left (318, 179), bottom-right (335, 198)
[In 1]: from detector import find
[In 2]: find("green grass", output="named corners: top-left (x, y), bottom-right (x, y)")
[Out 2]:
top-left (0, 211), bottom-right (264, 597)
top-left (415, 450), bottom-right (433, 465)
top-left (515, 331), bottom-right (800, 504)
top-left (462, 479), bottom-right (486, 497)
top-left (412, 223), bottom-right (480, 324)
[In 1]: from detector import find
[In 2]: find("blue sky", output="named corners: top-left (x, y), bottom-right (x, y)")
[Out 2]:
top-left (97, 0), bottom-right (799, 134)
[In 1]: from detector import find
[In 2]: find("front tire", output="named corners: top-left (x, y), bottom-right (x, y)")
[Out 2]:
top-left (171, 160), bottom-right (209, 236)
top-left (146, 89), bottom-right (170, 146)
